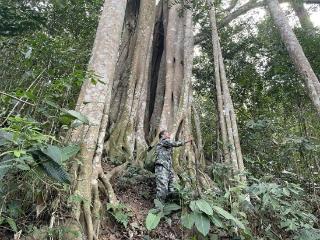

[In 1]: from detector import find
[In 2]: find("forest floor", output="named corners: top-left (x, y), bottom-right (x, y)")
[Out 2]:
top-left (99, 163), bottom-right (185, 240)
top-left (0, 164), bottom-right (186, 240)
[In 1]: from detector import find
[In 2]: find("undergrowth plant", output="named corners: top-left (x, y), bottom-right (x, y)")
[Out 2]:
top-left (0, 113), bottom-right (86, 234)
top-left (145, 163), bottom-right (320, 239)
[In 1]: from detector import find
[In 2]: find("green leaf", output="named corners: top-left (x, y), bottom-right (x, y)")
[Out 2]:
top-left (154, 199), bottom-right (164, 211)
top-left (0, 165), bottom-right (12, 180)
top-left (190, 200), bottom-right (199, 212)
top-left (61, 144), bottom-right (80, 161)
top-left (196, 199), bottom-right (213, 216)
top-left (16, 163), bottom-right (30, 171)
top-left (194, 212), bottom-right (210, 236)
top-left (212, 206), bottom-right (245, 230)
top-left (62, 109), bottom-right (89, 124)
top-left (163, 203), bottom-right (181, 215)
top-left (210, 215), bottom-right (224, 228)
top-left (40, 160), bottom-right (71, 184)
top-left (0, 129), bottom-right (13, 146)
top-left (145, 212), bottom-right (161, 231)
top-left (6, 217), bottom-right (17, 232)
top-left (181, 213), bottom-right (195, 229)
top-left (41, 145), bottom-right (63, 163)
top-left (44, 99), bottom-right (61, 109)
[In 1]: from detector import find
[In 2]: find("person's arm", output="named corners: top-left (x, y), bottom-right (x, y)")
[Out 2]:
top-left (161, 138), bottom-right (192, 147)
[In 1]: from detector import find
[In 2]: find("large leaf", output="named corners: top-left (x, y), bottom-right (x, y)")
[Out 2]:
top-left (62, 109), bottom-right (89, 124)
top-left (194, 212), bottom-right (210, 236)
top-left (6, 217), bottom-right (17, 232)
top-left (33, 150), bottom-right (71, 184)
top-left (145, 212), bottom-right (161, 231)
top-left (190, 200), bottom-right (199, 212)
top-left (154, 199), bottom-right (164, 211)
top-left (181, 213), bottom-right (195, 229)
top-left (0, 129), bottom-right (13, 146)
top-left (61, 144), bottom-right (80, 161)
top-left (41, 145), bottom-right (63, 163)
top-left (40, 160), bottom-right (71, 184)
top-left (196, 199), bottom-right (213, 216)
top-left (212, 206), bottom-right (245, 230)
top-left (210, 215), bottom-right (224, 228)
top-left (294, 228), bottom-right (320, 240)
top-left (163, 203), bottom-right (181, 215)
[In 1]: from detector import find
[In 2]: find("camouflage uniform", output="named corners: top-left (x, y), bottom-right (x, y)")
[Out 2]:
top-left (155, 137), bottom-right (186, 202)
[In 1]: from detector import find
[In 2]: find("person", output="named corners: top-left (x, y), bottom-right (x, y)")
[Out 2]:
top-left (155, 130), bottom-right (192, 202)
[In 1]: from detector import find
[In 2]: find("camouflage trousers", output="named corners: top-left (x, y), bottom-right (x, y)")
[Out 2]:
top-left (155, 164), bottom-right (175, 202)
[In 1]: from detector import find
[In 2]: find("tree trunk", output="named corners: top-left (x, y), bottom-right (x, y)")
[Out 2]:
top-left (291, 0), bottom-right (315, 35)
top-left (207, 0), bottom-right (245, 179)
top-left (61, 0), bottom-right (205, 239)
top-left (266, 0), bottom-right (320, 116)
top-left (63, 0), bottom-right (127, 239)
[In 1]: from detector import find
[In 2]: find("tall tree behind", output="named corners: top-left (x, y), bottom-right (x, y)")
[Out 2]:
top-left (207, 0), bottom-right (245, 178)
top-left (291, 0), bottom-right (315, 35)
top-left (266, 0), bottom-right (320, 116)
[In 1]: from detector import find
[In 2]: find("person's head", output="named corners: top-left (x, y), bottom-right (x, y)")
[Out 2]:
top-left (159, 130), bottom-right (170, 139)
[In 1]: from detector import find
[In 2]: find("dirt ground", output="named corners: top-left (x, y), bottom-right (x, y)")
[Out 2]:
top-left (99, 165), bottom-right (185, 240)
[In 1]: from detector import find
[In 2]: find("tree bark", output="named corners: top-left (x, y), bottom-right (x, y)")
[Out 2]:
top-left (64, 0), bottom-right (127, 239)
top-left (291, 0), bottom-right (315, 35)
top-left (266, 0), bottom-right (320, 116)
top-left (207, 0), bottom-right (245, 178)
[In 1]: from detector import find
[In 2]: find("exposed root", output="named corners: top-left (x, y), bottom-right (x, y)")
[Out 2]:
top-left (99, 162), bottom-right (128, 204)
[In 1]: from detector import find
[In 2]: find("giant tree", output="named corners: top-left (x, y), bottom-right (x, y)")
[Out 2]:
top-left (63, 0), bottom-right (205, 239)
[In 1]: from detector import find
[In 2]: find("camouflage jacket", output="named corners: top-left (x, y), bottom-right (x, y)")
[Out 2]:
top-left (155, 138), bottom-right (186, 170)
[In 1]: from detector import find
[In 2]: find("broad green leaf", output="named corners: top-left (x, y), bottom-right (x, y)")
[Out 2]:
top-left (210, 215), bottom-right (224, 228)
top-left (294, 228), bottom-right (320, 240)
top-left (181, 213), bottom-right (195, 229)
top-left (62, 109), bottom-right (89, 124)
top-left (41, 145), bottom-right (63, 163)
top-left (190, 200), bottom-right (199, 212)
top-left (194, 212), bottom-right (210, 236)
top-left (154, 199), bottom-right (164, 210)
top-left (6, 217), bottom-right (17, 232)
top-left (40, 160), bottom-right (71, 184)
top-left (212, 206), bottom-right (245, 230)
top-left (145, 212), bottom-right (161, 231)
top-left (196, 199), bottom-right (213, 216)
top-left (33, 150), bottom-right (71, 184)
top-left (163, 203), bottom-right (181, 215)
top-left (0, 129), bottom-right (13, 146)
top-left (61, 144), bottom-right (80, 161)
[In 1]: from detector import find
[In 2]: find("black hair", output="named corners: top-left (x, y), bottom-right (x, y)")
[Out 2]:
top-left (159, 130), bottom-right (167, 139)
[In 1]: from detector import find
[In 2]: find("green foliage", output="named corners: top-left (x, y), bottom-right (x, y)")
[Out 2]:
top-left (0, 116), bottom-right (79, 183)
top-left (107, 203), bottom-right (133, 228)
top-left (146, 212), bottom-right (161, 231)
top-left (145, 199), bottom-right (181, 231)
